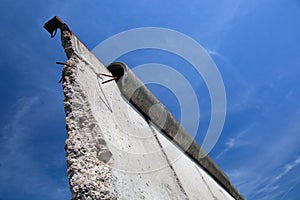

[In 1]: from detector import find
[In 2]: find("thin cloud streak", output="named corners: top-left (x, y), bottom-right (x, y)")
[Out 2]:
top-left (279, 177), bottom-right (300, 200)
top-left (254, 156), bottom-right (300, 199)
top-left (0, 96), bottom-right (70, 199)
top-left (220, 109), bottom-right (300, 199)
top-left (225, 139), bottom-right (300, 199)
top-left (274, 157), bottom-right (300, 182)
top-left (216, 124), bottom-right (254, 159)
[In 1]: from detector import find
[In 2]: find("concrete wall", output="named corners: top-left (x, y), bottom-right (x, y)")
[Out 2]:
top-left (47, 17), bottom-right (244, 200)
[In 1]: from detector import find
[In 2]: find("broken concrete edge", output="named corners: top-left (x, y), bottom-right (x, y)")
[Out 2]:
top-left (44, 16), bottom-right (245, 200)
top-left (60, 32), bottom-right (119, 199)
top-left (62, 56), bottom-right (118, 199)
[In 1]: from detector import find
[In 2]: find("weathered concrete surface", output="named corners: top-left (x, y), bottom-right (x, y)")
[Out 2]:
top-left (60, 30), bottom-right (188, 200)
top-left (107, 62), bottom-right (244, 200)
top-left (47, 17), bottom-right (244, 200)
top-left (153, 125), bottom-right (236, 200)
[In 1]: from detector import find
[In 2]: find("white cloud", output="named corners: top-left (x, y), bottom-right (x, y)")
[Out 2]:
top-left (216, 124), bottom-right (254, 159)
top-left (278, 177), bottom-right (300, 200)
top-left (2, 96), bottom-right (40, 147)
top-left (274, 157), bottom-right (300, 183)
top-left (207, 49), bottom-right (225, 58)
top-left (251, 156), bottom-right (300, 199)
top-left (0, 96), bottom-right (70, 199)
top-left (218, 108), bottom-right (300, 199)
top-left (206, 49), bottom-right (262, 115)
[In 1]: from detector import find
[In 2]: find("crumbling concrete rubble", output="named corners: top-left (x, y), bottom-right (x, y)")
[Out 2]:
top-left (62, 31), bottom-right (117, 200)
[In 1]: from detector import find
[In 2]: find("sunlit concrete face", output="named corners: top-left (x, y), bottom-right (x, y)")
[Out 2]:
top-left (58, 26), bottom-right (241, 200)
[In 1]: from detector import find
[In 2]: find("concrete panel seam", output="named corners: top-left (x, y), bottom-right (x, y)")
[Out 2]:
top-left (149, 124), bottom-right (189, 200)
top-left (194, 165), bottom-right (218, 200)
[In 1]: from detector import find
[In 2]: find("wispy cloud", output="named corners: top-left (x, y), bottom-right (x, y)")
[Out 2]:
top-left (216, 124), bottom-right (254, 159)
top-left (2, 96), bottom-right (40, 148)
top-left (206, 48), bottom-right (261, 115)
top-left (274, 157), bottom-right (300, 182)
top-left (224, 123), bottom-right (300, 199)
top-left (0, 96), bottom-right (70, 199)
top-left (217, 104), bottom-right (300, 199)
top-left (201, 1), bottom-right (270, 50)
top-left (252, 156), bottom-right (300, 199)
top-left (207, 49), bottom-right (226, 59)
top-left (279, 177), bottom-right (300, 200)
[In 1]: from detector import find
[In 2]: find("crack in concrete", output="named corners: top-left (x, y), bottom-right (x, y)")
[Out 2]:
top-left (149, 124), bottom-right (190, 200)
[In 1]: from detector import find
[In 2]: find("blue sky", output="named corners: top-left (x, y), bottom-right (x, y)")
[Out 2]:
top-left (1, 1), bottom-right (300, 199)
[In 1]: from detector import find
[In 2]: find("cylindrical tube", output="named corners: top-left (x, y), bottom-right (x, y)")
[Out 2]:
top-left (107, 62), bottom-right (194, 151)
